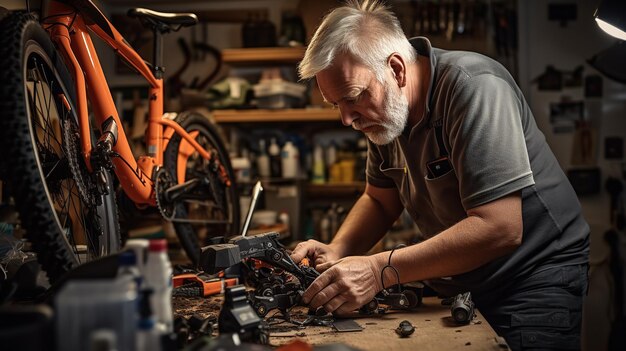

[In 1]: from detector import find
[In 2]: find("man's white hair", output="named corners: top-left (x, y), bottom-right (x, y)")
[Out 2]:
top-left (298, 0), bottom-right (416, 82)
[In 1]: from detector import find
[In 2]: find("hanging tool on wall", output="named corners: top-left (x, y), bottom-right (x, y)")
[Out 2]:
top-left (165, 38), bottom-right (192, 98)
top-left (190, 42), bottom-right (222, 91)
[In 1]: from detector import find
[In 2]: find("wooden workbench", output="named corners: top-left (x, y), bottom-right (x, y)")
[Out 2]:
top-left (173, 295), bottom-right (508, 350)
top-left (269, 297), bottom-right (508, 350)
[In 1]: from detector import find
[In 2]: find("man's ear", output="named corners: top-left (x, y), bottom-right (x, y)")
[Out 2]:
top-left (387, 53), bottom-right (406, 88)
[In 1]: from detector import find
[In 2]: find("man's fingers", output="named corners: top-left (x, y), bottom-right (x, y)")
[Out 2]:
top-left (323, 294), bottom-right (348, 314)
top-left (316, 259), bottom-right (338, 272)
top-left (290, 242), bottom-right (313, 263)
top-left (302, 268), bottom-right (337, 304)
top-left (308, 281), bottom-right (343, 309)
top-left (335, 300), bottom-right (361, 316)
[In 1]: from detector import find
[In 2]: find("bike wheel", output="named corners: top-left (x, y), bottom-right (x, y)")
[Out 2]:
top-left (0, 12), bottom-right (120, 285)
top-left (163, 111), bottom-right (240, 265)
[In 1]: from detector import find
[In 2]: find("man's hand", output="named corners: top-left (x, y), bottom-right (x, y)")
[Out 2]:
top-left (301, 256), bottom-right (382, 315)
top-left (290, 240), bottom-right (342, 269)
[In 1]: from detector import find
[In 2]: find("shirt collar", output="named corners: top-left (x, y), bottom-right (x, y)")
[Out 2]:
top-left (407, 36), bottom-right (438, 133)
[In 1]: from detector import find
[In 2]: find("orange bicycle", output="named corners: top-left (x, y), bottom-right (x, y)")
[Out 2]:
top-left (0, 0), bottom-right (240, 284)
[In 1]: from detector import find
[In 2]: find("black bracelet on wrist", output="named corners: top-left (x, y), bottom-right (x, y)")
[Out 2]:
top-left (380, 244), bottom-right (406, 291)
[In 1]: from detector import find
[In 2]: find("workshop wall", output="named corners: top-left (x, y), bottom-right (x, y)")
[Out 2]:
top-left (517, 1), bottom-right (626, 350)
top-left (101, 1), bottom-right (300, 88)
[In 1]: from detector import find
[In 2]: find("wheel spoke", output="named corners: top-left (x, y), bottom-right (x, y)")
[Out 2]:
top-left (70, 193), bottom-right (93, 262)
top-left (43, 158), bottom-right (63, 179)
top-left (31, 78), bottom-right (62, 156)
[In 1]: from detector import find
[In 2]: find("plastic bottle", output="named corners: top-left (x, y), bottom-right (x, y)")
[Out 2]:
top-left (320, 216), bottom-right (331, 243)
top-left (231, 157), bottom-right (251, 183)
top-left (144, 239), bottom-right (173, 334)
top-left (55, 276), bottom-right (137, 351)
top-left (281, 140), bottom-right (299, 178)
top-left (325, 142), bottom-right (337, 169)
top-left (117, 250), bottom-right (142, 289)
top-left (136, 289), bottom-right (162, 351)
top-left (328, 203), bottom-right (339, 236)
top-left (268, 138), bottom-right (282, 178)
top-left (257, 139), bottom-right (270, 178)
top-left (89, 329), bottom-right (118, 351)
top-left (312, 144), bottom-right (325, 184)
top-left (123, 239), bottom-right (149, 275)
top-left (279, 210), bottom-right (290, 235)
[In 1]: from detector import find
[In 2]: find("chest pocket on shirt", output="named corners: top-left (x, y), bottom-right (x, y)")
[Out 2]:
top-left (422, 122), bottom-right (467, 229)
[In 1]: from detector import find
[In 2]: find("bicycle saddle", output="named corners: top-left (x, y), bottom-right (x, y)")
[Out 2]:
top-left (127, 8), bottom-right (198, 31)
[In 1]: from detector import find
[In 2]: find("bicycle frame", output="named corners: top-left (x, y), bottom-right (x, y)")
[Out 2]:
top-left (45, 0), bottom-right (212, 206)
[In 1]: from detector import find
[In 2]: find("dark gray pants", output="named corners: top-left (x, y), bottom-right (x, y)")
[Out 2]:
top-left (476, 264), bottom-right (588, 351)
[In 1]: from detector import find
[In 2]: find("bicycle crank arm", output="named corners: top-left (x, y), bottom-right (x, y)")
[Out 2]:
top-left (164, 177), bottom-right (201, 202)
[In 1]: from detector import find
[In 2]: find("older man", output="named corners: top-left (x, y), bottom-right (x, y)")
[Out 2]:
top-left (290, 1), bottom-right (589, 349)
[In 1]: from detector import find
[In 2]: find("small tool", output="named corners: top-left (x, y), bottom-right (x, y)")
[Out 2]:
top-left (395, 320), bottom-right (415, 337)
top-left (333, 319), bottom-right (363, 332)
top-left (172, 272), bottom-right (238, 297)
top-left (241, 180), bottom-right (263, 237)
top-left (450, 292), bottom-right (475, 324)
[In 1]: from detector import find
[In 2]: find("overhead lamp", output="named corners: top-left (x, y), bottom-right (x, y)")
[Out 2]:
top-left (587, 41), bottom-right (626, 84)
top-left (594, 0), bottom-right (626, 40)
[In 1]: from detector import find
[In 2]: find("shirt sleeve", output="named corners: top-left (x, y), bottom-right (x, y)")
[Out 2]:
top-left (446, 74), bottom-right (534, 209)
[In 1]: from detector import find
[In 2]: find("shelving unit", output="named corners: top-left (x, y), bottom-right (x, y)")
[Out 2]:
top-left (222, 47), bottom-right (306, 66)
top-left (216, 47), bottom-right (340, 123)
top-left (305, 182), bottom-right (365, 199)
top-left (212, 108), bottom-right (339, 123)
top-left (217, 46), bottom-right (363, 241)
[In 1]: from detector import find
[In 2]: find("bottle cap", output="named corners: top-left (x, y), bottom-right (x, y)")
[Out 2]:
top-left (149, 239), bottom-right (167, 252)
top-left (125, 239), bottom-right (149, 249)
top-left (118, 250), bottom-right (137, 266)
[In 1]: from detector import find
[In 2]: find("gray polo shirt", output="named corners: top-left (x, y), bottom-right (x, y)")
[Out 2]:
top-left (366, 37), bottom-right (589, 297)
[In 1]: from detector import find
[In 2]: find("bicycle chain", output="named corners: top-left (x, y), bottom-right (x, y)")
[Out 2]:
top-left (62, 119), bottom-right (96, 206)
top-left (207, 158), bottom-right (227, 211)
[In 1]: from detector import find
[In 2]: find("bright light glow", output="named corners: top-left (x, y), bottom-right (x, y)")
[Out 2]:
top-left (596, 18), bottom-right (626, 40)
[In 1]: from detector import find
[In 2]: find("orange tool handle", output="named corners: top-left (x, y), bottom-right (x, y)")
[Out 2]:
top-left (202, 278), bottom-right (239, 297)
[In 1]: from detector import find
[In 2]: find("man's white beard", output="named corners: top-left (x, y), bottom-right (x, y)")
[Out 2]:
top-left (358, 83), bottom-right (409, 145)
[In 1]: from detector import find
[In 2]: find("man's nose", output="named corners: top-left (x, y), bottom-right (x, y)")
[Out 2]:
top-left (339, 106), bottom-right (359, 127)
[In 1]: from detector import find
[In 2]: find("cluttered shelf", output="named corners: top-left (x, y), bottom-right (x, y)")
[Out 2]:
top-left (221, 47), bottom-right (307, 66)
top-left (305, 182), bottom-right (366, 199)
top-left (211, 108), bottom-right (340, 123)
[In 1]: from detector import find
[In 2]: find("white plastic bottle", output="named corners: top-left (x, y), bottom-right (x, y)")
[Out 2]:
top-left (231, 157), bottom-right (251, 183)
top-left (320, 216), bottom-right (331, 243)
top-left (279, 210), bottom-right (290, 235)
top-left (281, 141), bottom-right (299, 178)
top-left (117, 250), bottom-right (142, 289)
top-left (257, 139), bottom-right (270, 178)
top-left (55, 276), bottom-right (137, 351)
top-left (144, 239), bottom-right (173, 334)
top-left (268, 138), bottom-right (282, 178)
top-left (312, 144), bottom-right (325, 184)
top-left (325, 142), bottom-right (337, 169)
top-left (136, 288), bottom-right (162, 351)
top-left (124, 239), bottom-right (149, 275)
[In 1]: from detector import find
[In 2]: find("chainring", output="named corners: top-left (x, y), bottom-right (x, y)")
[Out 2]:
top-left (155, 167), bottom-right (177, 220)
